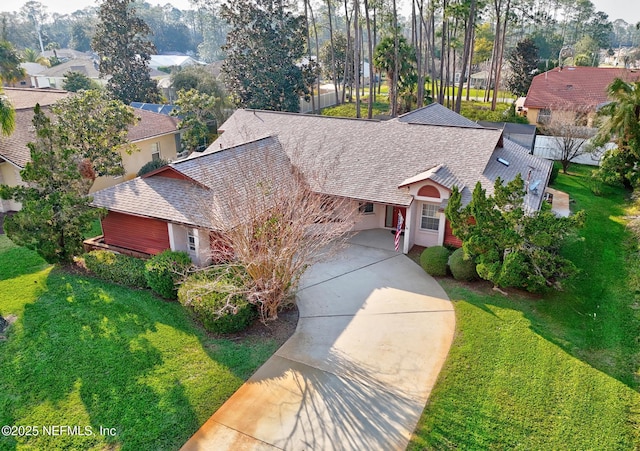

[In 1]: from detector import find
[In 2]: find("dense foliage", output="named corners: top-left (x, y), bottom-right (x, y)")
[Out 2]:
top-left (62, 71), bottom-right (94, 92)
top-left (178, 269), bottom-right (257, 334)
top-left (448, 248), bottom-right (479, 281)
top-left (445, 176), bottom-right (585, 292)
top-left (506, 37), bottom-right (539, 97)
top-left (144, 250), bottom-right (193, 299)
top-left (0, 91), bottom-right (136, 263)
top-left (92, 0), bottom-right (161, 104)
top-left (220, 0), bottom-right (307, 112)
top-left (171, 89), bottom-right (224, 152)
top-left (420, 246), bottom-right (450, 277)
top-left (373, 35), bottom-right (417, 114)
top-left (594, 78), bottom-right (640, 189)
top-left (137, 158), bottom-right (169, 176)
top-left (83, 250), bottom-right (148, 288)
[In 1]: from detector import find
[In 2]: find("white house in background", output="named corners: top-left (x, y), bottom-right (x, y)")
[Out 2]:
top-left (149, 55), bottom-right (203, 70)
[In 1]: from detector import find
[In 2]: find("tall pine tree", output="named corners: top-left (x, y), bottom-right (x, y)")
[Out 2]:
top-left (92, 0), bottom-right (161, 104)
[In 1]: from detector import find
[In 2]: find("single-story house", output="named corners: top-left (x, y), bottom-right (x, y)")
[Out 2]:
top-left (524, 66), bottom-right (640, 127)
top-left (88, 104), bottom-right (552, 262)
top-left (0, 88), bottom-right (182, 211)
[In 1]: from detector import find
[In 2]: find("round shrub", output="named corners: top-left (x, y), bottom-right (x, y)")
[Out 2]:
top-left (83, 250), bottom-right (147, 288)
top-left (137, 158), bottom-right (169, 176)
top-left (178, 271), bottom-right (257, 334)
top-left (145, 250), bottom-right (193, 299)
top-left (448, 248), bottom-right (479, 281)
top-left (420, 246), bottom-right (450, 276)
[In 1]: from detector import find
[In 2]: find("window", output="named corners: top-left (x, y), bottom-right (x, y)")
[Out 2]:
top-left (359, 202), bottom-right (374, 214)
top-left (187, 229), bottom-right (197, 252)
top-left (421, 204), bottom-right (439, 231)
top-left (151, 143), bottom-right (161, 161)
top-left (538, 108), bottom-right (552, 124)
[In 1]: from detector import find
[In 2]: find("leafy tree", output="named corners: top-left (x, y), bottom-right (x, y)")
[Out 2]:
top-left (220, 0), bottom-right (307, 112)
top-left (171, 65), bottom-right (225, 97)
top-left (373, 35), bottom-right (416, 115)
top-left (0, 40), bottom-right (26, 84)
top-left (171, 89), bottom-right (224, 152)
top-left (0, 87), bottom-right (16, 136)
top-left (0, 105), bottom-right (103, 263)
top-left (62, 71), bottom-right (95, 92)
top-left (92, 0), bottom-right (161, 104)
top-left (319, 31), bottom-right (351, 85)
top-left (506, 37), bottom-right (539, 96)
top-left (572, 35), bottom-right (600, 67)
top-left (594, 78), bottom-right (640, 188)
top-left (445, 176), bottom-right (584, 292)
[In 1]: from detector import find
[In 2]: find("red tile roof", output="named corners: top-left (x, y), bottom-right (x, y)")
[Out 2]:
top-left (524, 67), bottom-right (640, 110)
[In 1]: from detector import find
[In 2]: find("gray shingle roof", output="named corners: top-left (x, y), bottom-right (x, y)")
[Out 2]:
top-left (92, 136), bottom-right (293, 227)
top-left (395, 103), bottom-right (483, 128)
top-left (483, 138), bottom-right (553, 212)
top-left (90, 176), bottom-right (212, 227)
top-left (214, 109), bottom-right (505, 206)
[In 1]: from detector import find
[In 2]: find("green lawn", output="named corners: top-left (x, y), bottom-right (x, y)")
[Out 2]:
top-left (0, 236), bottom-right (280, 450)
top-left (409, 165), bottom-right (640, 449)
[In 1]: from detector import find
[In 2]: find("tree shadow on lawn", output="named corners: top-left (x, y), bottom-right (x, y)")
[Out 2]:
top-left (0, 268), bottom-right (268, 451)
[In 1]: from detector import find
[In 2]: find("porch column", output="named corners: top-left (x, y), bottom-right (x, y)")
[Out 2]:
top-left (403, 201), bottom-right (416, 254)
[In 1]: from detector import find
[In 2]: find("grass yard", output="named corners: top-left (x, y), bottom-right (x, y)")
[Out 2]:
top-left (409, 165), bottom-right (640, 449)
top-left (0, 236), bottom-right (281, 450)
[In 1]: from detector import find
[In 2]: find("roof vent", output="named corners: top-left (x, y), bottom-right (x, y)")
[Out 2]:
top-left (497, 157), bottom-right (510, 166)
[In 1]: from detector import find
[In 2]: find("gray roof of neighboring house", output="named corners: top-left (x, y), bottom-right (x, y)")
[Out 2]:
top-left (41, 57), bottom-right (101, 78)
top-left (91, 136), bottom-right (293, 227)
top-left (395, 103), bottom-right (483, 128)
top-left (477, 121), bottom-right (538, 151)
top-left (214, 109), bottom-right (504, 206)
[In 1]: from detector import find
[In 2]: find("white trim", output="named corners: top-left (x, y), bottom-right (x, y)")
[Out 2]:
top-left (168, 223), bottom-right (176, 250)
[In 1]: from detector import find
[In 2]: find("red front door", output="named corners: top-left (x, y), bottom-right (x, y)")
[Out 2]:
top-left (385, 206), bottom-right (407, 229)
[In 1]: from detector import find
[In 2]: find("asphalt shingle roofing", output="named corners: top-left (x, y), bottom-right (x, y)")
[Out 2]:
top-left (524, 66), bottom-right (640, 111)
top-left (395, 102), bottom-right (483, 128)
top-left (214, 109), bottom-right (506, 206)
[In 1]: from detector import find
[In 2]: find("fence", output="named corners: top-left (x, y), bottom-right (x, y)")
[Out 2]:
top-left (299, 89), bottom-right (343, 113)
top-left (532, 135), bottom-right (615, 167)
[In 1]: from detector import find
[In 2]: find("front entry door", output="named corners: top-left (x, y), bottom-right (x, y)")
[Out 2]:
top-left (385, 205), bottom-right (407, 229)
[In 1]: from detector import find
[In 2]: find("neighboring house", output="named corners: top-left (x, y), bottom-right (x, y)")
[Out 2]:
top-left (32, 57), bottom-right (105, 89)
top-left (149, 55), bottom-right (202, 71)
top-left (0, 88), bottom-right (70, 212)
top-left (524, 66), bottom-right (640, 127)
top-left (88, 105), bottom-right (552, 262)
top-left (0, 88), bottom-right (181, 211)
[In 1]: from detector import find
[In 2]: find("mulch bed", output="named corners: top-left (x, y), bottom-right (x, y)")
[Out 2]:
top-left (221, 306), bottom-right (299, 347)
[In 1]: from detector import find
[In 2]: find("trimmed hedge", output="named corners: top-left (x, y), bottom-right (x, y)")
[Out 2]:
top-left (137, 158), bottom-right (169, 177)
top-left (178, 271), bottom-right (256, 334)
top-left (448, 248), bottom-right (479, 281)
top-left (420, 246), bottom-right (450, 276)
top-left (83, 250), bottom-right (147, 288)
top-left (145, 250), bottom-right (193, 299)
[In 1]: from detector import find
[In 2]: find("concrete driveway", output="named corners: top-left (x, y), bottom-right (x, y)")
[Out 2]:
top-left (182, 231), bottom-right (455, 450)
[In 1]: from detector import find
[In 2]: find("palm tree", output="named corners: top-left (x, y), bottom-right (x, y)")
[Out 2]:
top-left (22, 47), bottom-right (50, 67)
top-left (0, 88), bottom-right (16, 137)
top-left (595, 78), bottom-right (640, 188)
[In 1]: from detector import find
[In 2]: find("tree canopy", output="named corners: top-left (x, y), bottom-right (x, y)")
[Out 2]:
top-left (171, 89), bottom-right (223, 153)
top-left (62, 71), bottom-right (94, 92)
top-left (92, 0), bottom-right (161, 104)
top-left (0, 88), bottom-right (16, 136)
top-left (220, 0), bottom-right (307, 112)
top-left (445, 176), bottom-right (584, 293)
top-left (506, 37), bottom-right (539, 97)
top-left (373, 35), bottom-right (417, 115)
top-left (0, 91), bottom-right (137, 263)
top-left (594, 78), bottom-right (640, 189)
top-left (0, 40), bottom-right (26, 84)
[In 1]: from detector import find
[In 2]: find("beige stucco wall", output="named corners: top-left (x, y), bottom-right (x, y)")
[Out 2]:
top-left (405, 182), bottom-right (450, 249)
top-left (91, 133), bottom-right (179, 193)
top-left (0, 161), bottom-right (24, 212)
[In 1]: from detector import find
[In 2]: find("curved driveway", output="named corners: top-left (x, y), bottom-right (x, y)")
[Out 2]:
top-left (182, 233), bottom-right (455, 450)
